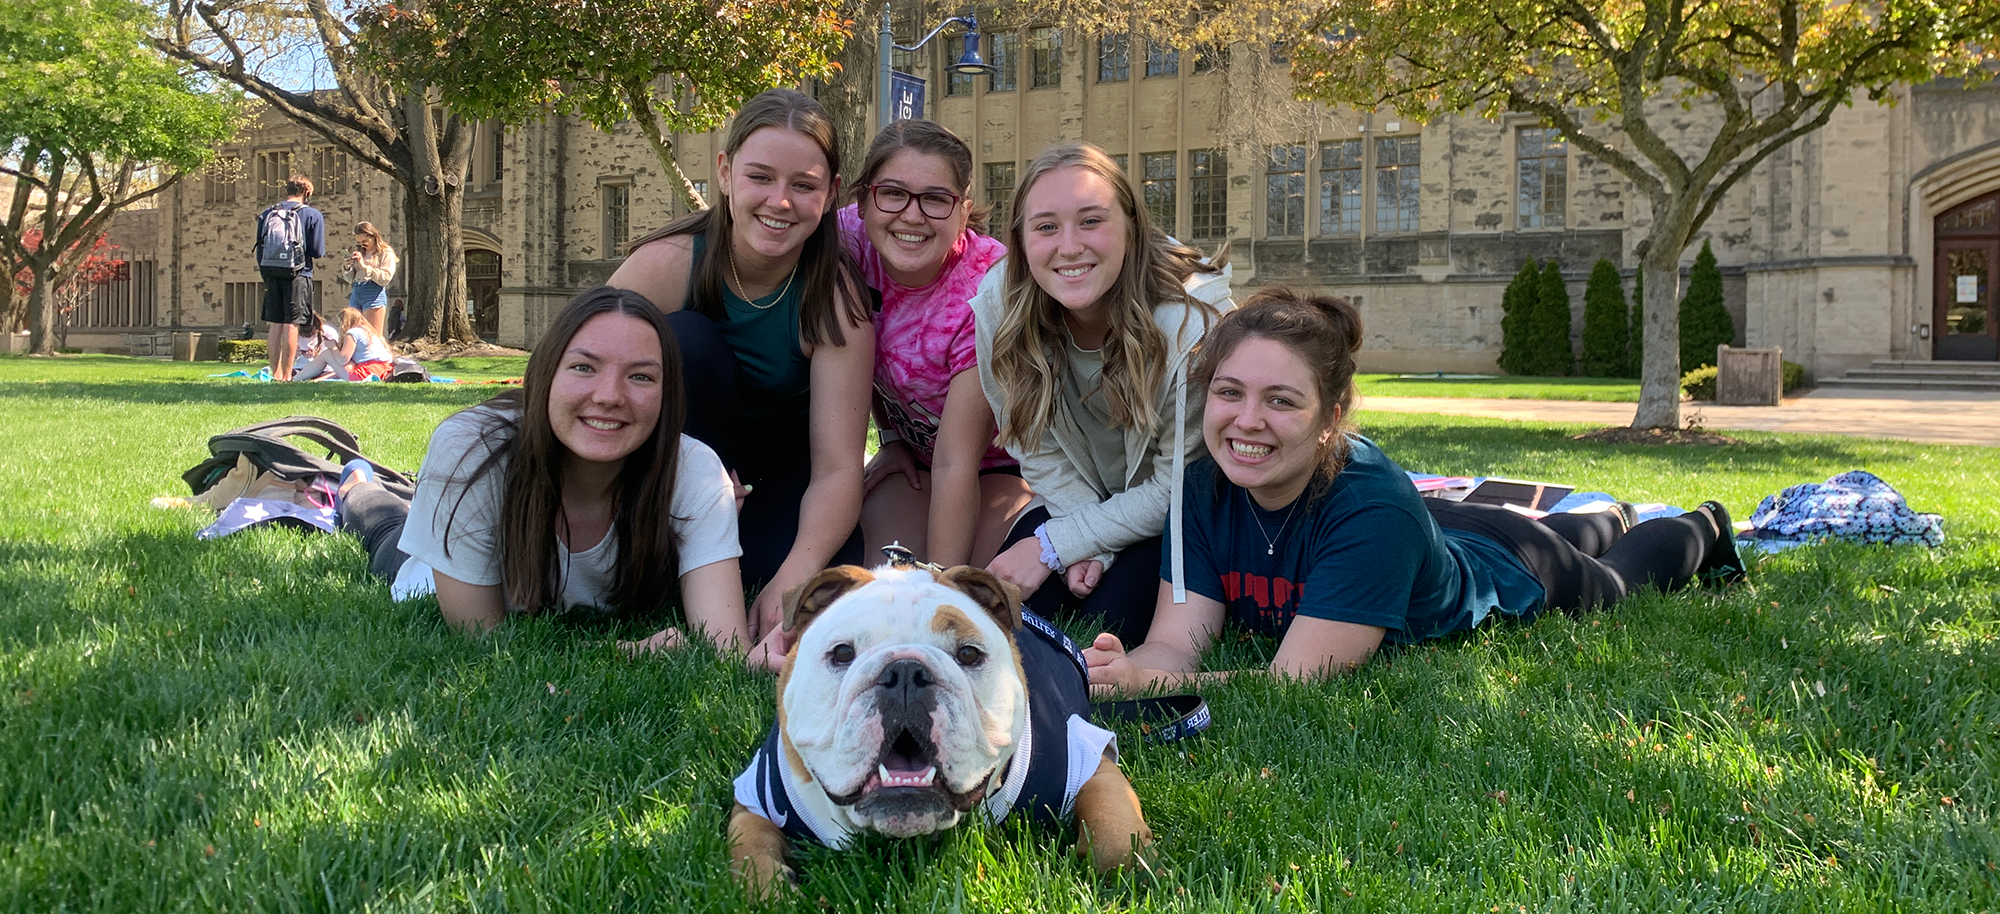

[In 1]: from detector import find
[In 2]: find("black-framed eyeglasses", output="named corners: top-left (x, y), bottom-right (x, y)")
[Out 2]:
top-left (866, 183), bottom-right (964, 220)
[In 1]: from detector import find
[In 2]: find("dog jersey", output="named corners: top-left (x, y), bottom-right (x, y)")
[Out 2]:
top-left (733, 611), bottom-right (1119, 848)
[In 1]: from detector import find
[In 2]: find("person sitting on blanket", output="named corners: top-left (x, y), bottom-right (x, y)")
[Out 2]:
top-left (334, 285), bottom-right (770, 664)
top-left (1084, 285), bottom-right (1747, 692)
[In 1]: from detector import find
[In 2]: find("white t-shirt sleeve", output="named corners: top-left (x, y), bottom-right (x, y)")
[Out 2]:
top-left (396, 408), bottom-right (508, 587)
top-left (671, 435), bottom-right (742, 574)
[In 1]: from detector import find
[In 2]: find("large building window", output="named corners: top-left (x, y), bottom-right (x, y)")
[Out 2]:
top-left (1145, 41), bottom-right (1179, 78)
top-left (1265, 144), bottom-right (1307, 238)
top-left (310, 146), bottom-right (349, 195)
top-left (1142, 152), bottom-right (1177, 231)
top-left (1319, 139), bottom-right (1362, 236)
top-left (223, 281), bottom-right (259, 327)
top-left (602, 182), bottom-right (630, 255)
top-left (1374, 136), bottom-right (1420, 234)
top-left (1190, 149), bottom-right (1228, 240)
top-left (254, 148), bottom-right (293, 194)
top-left (1193, 44), bottom-right (1226, 74)
top-left (987, 32), bottom-right (1019, 92)
top-left (985, 162), bottom-right (1018, 231)
top-left (1098, 34), bottom-right (1129, 82)
top-left (202, 161), bottom-right (238, 206)
top-left (1516, 126), bottom-right (1568, 229)
top-left (946, 67), bottom-right (976, 96)
top-left (1030, 27), bottom-right (1063, 89)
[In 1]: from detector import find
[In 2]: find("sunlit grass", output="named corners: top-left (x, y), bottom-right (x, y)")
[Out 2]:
top-left (0, 357), bottom-right (1993, 911)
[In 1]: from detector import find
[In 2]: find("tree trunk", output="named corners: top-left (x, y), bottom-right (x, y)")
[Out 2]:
top-left (397, 89), bottom-right (478, 343)
top-left (821, 2), bottom-right (878, 180)
top-left (1632, 244), bottom-right (1685, 429)
top-left (25, 262), bottom-right (55, 356)
top-left (401, 180), bottom-right (476, 343)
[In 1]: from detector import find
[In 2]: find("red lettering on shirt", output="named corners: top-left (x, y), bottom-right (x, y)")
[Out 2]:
top-left (1273, 577), bottom-right (1293, 608)
top-left (1221, 572), bottom-right (1241, 601)
top-left (1247, 573), bottom-right (1270, 608)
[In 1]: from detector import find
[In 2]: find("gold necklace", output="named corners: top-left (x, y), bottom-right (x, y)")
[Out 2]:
top-left (728, 248), bottom-right (798, 311)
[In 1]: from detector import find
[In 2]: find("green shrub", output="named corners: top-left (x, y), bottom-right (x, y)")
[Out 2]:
top-left (55, 347), bottom-right (82, 355)
top-left (1680, 364), bottom-right (1718, 400)
top-left (1497, 259), bottom-right (1539, 375)
top-left (1783, 359), bottom-right (1805, 391)
top-left (1678, 239), bottom-right (1733, 372)
top-left (218, 339), bottom-right (267, 363)
top-left (1529, 260), bottom-right (1574, 376)
top-left (1578, 259), bottom-right (1629, 377)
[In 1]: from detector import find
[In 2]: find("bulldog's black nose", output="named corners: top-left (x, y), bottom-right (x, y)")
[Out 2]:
top-left (877, 659), bottom-right (934, 703)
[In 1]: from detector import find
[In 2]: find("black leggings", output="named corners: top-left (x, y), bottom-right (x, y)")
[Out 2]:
top-left (1424, 501), bottom-right (1722, 612)
top-left (337, 480), bottom-right (414, 584)
top-left (668, 310), bottom-right (863, 582)
top-left (996, 506), bottom-right (1162, 642)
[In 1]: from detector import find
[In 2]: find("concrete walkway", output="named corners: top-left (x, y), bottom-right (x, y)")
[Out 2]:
top-left (1359, 387), bottom-right (2000, 447)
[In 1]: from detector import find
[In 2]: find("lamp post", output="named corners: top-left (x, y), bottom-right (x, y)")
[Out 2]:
top-left (877, 3), bottom-right (994, 129)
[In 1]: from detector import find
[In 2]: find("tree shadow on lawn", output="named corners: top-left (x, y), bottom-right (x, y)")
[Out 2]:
top-left (0, 527), bottom-right (777, 909)
top-left (1360, 417), bottom-right (1938, 479)
top-left (0, 377), bottom-right (505, 409)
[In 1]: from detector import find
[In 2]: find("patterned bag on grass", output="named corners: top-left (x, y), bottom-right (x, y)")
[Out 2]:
top-left (1748, 470), bottom-right (1942, 547)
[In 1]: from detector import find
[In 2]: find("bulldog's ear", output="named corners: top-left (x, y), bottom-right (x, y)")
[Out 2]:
top-left (782, 566), bottom-right (874, 634)
top-left (936, 566), bottom-right (1023, 634)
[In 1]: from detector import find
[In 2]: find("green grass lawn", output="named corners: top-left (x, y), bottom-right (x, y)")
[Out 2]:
top-left (1357, 373), bottom-right (1644, 402)
top-left (1, 355), bottom-right (1995, 912)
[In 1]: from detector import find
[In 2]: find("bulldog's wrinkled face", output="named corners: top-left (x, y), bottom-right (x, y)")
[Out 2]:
top-left (779, 565), bottom-right (1026, 838)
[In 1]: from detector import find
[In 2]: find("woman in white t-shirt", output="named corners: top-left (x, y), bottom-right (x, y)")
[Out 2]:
top-left (336, 286), bottom-right (762, 662)
top-left (336, 307), bottom-right (394, 381)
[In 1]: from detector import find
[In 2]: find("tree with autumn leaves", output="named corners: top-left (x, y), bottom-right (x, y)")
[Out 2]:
top-left (2, 0), bottom-right (234, 355)
top-left (353, 0), bottom-right (850, 215)
top-left (1282, 0), bottom-right (1999, 429)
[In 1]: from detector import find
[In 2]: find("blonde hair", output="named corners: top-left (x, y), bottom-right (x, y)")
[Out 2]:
top-left (339, 307), bottom-right (384, 347)
top-left (992, 143), bottom-right (1223, 451)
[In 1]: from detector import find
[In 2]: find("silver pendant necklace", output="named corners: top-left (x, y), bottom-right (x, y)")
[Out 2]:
top-left (1248, 489), bottom-right (1301, 556)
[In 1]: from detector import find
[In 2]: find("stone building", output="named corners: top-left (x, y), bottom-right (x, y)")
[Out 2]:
top-left (76, 32), bottom-right (2000, 378)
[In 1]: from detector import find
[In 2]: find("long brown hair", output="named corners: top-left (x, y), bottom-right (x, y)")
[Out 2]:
top-left (441, 286), bottom-right (688, 614)
top-left (353, 221), bottom-right (392, 257)
top-left (627, 88), bottom-right (866, 348)
top-left (1190, 285), bottom-right (1363, 503)
top-left (992, 142), bottom-right (1223, 451)
top-left (849, 118), bottom-right (990, 236)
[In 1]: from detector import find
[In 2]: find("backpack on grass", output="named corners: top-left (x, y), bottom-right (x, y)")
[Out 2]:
top-left (183, 415), bottom-right (415, 504)
top-left (256, 203), bottom-right (307, 272)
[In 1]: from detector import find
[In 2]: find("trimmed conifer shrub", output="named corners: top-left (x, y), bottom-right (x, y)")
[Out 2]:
top-left (1679, 239), bottom-right (1734, 372)
top-left (1579, 258), bottom-right (1630, 377)
top-left (1497, 259), bottom-right (1539, 375)
top-left (1531, 259), bottom-right (1574, 375)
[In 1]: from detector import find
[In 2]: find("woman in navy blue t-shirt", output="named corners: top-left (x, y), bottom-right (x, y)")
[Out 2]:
top-left (1084, 286), bottom-right (1746, 691)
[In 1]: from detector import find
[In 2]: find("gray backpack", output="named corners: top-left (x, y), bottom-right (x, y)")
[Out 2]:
top-left (257, 203), bottom-right (306, 272)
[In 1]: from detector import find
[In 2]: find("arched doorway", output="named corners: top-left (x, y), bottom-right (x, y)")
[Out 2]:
top-left (1935, 190), bottom-right (1999, 361)
top-left (465, 249), bottom-right (502, 342)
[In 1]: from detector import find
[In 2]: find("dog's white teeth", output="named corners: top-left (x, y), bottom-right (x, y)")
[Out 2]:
top-left (874, 763), bottom-right (938, 788)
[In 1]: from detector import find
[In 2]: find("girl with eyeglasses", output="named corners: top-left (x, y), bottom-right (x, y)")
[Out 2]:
top-left (838, 120), bottom-right (1033, 568)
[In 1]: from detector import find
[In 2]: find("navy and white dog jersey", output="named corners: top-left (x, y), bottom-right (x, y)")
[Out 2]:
top-left (733, 611), bottom-right (1118, 847)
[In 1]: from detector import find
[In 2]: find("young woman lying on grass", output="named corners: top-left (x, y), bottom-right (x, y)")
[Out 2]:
top-left (1084, 286), bottom-right (1746, 693)
top-left (335, 286), bottom-right (765, 664)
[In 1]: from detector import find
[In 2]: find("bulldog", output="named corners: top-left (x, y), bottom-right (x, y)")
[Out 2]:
top-left (728, 562), bottom-right (1153, 895)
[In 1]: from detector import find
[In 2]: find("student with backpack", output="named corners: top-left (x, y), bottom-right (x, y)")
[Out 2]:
top-left (255, 175), bottom-right (326, 381)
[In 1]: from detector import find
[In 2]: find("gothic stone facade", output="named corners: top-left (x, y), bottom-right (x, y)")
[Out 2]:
top-left (98, 49), bottom-right (2000, 379)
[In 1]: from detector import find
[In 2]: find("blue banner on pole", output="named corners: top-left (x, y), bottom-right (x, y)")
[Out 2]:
top-left (890, 72), bottom-right (927, 122)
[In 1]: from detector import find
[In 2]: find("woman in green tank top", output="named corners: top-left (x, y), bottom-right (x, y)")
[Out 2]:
top-left (609, 89), bottom-right (875, 669)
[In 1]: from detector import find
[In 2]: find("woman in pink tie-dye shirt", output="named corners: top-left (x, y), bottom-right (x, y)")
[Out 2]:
top-left (838, 120), bottom-right (1032, 567)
